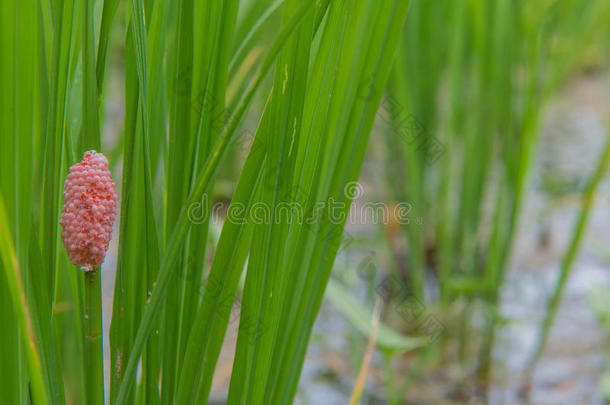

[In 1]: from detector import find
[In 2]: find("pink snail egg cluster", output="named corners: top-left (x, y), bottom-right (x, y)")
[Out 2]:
top-left (60, 151), bottom-right (117, 270)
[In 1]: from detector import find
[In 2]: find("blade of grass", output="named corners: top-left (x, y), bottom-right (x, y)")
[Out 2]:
top-left (525, 132), bottom-right (610, 379)
top-left (42, 0), bottom-right (79, 309)
top-left (146, 0), bottom-right (169, 185)
top-left (386, 25), bottom-right (426, 300)
top-left (26, 227), bottom-right (64, 405)
top-left (110, 4), bottom-right (161, 403)
top-left (226, 0), bottom-right (315, 402)
top-left (109, 24), bottom-right (139, 404)
top-left (79, 0), bottom-right (104, 402)
top-left (142, 2), bottom-right (167, 402)
top-left (37, 0), bottom-right (85, 402)
top-left (95, 0), bottom-right (120, 94)
top-left (0, 193), bottom-right (50, 405)
top-left (348, 297), bottom-right (382, 405)
top-left (326, 279), bottom-right (424, 353)
top-left (436, 0), bottom-right (466, 303)
top-left (114, 2), bottom-right (316, 401)
top-left (161, 0), bottom-right (194, 399)
top-left (270, 1), bottom-right (411, 402)
top-left (228, 0), bottom-right (283, 74)
top-left (265, 0), bottom-right (363, 396)
top-left (173, 2), bottom-right (238, 398)
top-left (10, 0), bottom-right (65, 402)
top-left (175, 104), bottom-right (269, 403)
top-left (0, 3), bottom-right (24, 402)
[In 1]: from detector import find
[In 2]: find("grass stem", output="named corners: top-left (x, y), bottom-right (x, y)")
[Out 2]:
top-left (84, 267), bottom-right (104, 405)
top-left (525, 133), bottom-right (610, 387)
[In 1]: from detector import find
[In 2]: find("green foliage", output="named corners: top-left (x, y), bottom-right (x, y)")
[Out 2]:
top-left (326, 279), bottom-right (424, 354)
top-left (0, 0), bottom-right (410, 403)
top-left (382, 0), bottom-right (610, 397)
top-left (1, 0), bottom-right (608, 403)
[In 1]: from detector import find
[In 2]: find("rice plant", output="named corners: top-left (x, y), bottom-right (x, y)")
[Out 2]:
top-left (378, 0), bottom-right (610, 400)
top-left (0, 0), bottom-right (411, 403)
